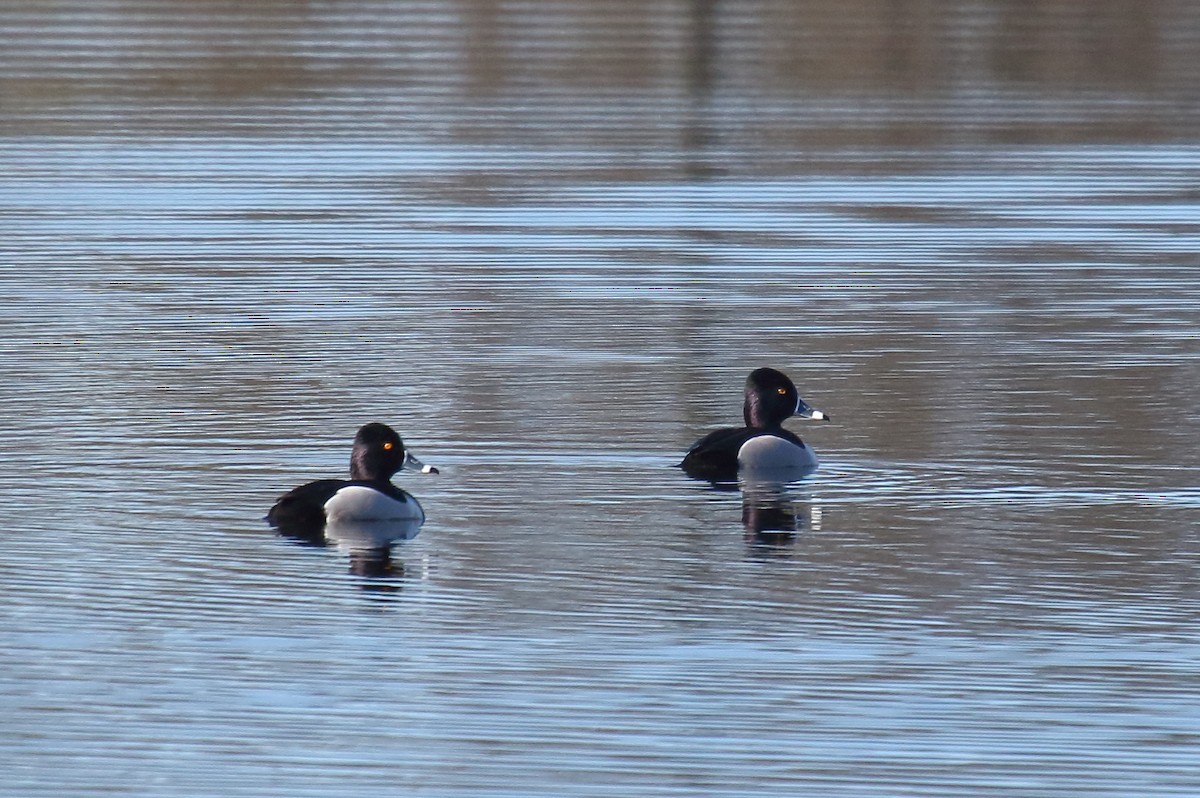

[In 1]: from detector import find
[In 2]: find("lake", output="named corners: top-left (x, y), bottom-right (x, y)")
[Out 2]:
top-left (2, 1), bottom-right (1199, 796)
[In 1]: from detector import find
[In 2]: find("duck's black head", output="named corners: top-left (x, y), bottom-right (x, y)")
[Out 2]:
top-left (349, 422), bottom-right (439, 480)
top-left (743, 367), bottom-right (829, 428)
top-left (349, 422), bottom-right (406, 481)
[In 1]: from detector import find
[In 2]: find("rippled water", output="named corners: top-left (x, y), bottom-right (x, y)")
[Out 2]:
top-left (2, 2), bottom-right (1199, 796)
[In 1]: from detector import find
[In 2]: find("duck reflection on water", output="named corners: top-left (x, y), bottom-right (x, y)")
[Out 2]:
top-left (272, 514), bottom-right (424, 577)
top-left (740, 479), bottom-right (821, 548)
top-left (330, 518), bottom-right (423, 578)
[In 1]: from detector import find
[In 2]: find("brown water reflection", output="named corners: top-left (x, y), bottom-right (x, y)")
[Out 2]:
top-left (3, 0), bottom-right (1199, 147)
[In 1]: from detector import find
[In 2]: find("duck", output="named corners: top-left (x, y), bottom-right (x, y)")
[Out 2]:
top-left (267, 422), bottom-right (438, 535)
top-left (680, 367), bottom-right (829, 482)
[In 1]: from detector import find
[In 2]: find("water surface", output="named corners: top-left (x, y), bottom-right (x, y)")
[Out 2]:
top-left (2, 2), bottom-right (1199, 796)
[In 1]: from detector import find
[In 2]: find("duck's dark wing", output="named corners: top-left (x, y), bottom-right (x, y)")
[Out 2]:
top-left (680, 426), bottom-right (757, 482)
top-left (267, 478), bottom-right (347, 542)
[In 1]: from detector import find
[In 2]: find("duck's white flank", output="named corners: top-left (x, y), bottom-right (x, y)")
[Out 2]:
top-left (324, 486), bottom-right (425, 523)
top-left (737, 434), bottom-right (818, 473)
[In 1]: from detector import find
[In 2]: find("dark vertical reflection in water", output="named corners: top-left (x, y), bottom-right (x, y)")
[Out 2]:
top-left (683, 0), bottom-right (718, 172)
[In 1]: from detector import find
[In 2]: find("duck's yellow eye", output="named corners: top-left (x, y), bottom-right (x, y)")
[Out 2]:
top-left (776, 387), bottom-right (788, 395)
top-left (383, 442), bottom-right (394, 451)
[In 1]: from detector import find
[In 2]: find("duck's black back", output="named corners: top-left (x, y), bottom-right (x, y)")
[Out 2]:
top-left (681, 427), bottom-right (753, 482)
top-left (267, 478), bottom-right (348, 540)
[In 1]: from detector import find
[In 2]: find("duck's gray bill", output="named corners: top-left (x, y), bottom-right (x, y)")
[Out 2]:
top-left (796, 398), bottom-right (831, 422)
top-left (404, 451), bottom-right (439, 474)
